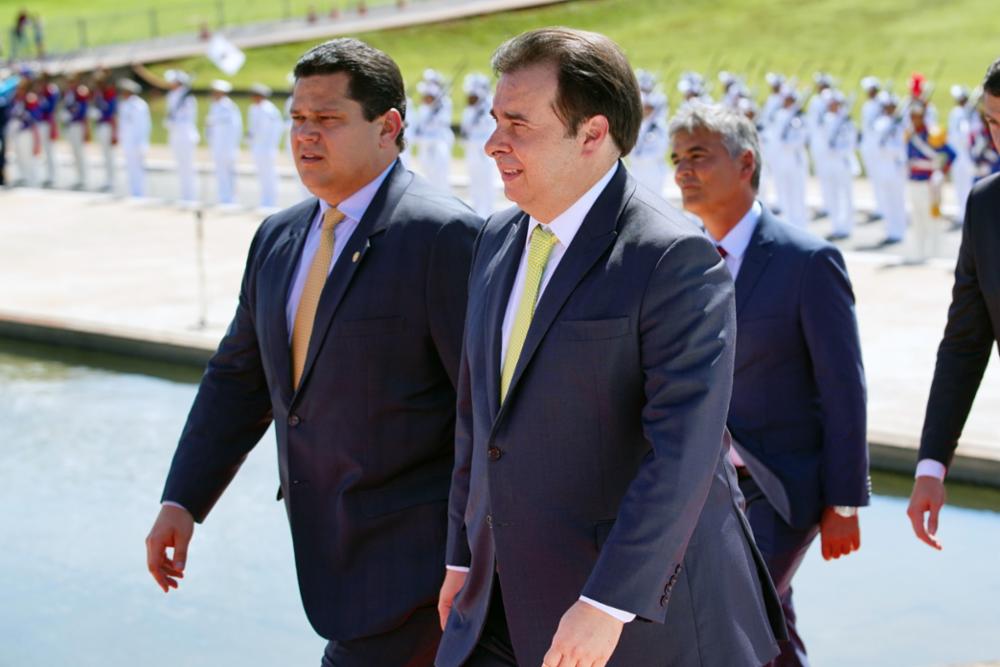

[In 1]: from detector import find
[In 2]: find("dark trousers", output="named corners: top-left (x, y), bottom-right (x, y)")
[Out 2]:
top-left (321, 604), bottom-right (441, 667)
top-left (740, 475), bottom-right (820, 667)
top-left (464, 577), bottom-right (519, 667)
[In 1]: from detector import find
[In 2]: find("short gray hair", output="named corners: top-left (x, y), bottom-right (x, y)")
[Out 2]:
top-left (668, 102), bottom-right (761, 190)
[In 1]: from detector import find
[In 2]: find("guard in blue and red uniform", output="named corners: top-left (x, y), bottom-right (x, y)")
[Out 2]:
top-left (906, 101), bottom-right (955, 262)
top-left (10, 76), bottom-right (40, 187)
top-left (34, 74), bottom-right (60, 187)
top-left (62, 74), bottom-right (91, 189)
top-left (92, 72), bottom-right (118, 192)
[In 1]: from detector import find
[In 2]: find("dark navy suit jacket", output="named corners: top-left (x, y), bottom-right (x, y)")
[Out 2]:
top-left (920, 172), bottom-right (1000, 464)
top-left (161, 161), bottom-right (481, 640)
top-left (727, 208), bottom-right (870, 530)
top-left (437, 165), bottom-right (784, 667)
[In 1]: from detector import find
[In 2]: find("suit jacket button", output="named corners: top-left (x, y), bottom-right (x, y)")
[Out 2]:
top-left (288, 414), bottom-right (300, 427)
top-left (660, 594), bottom-right (669, 606)
top-left (486, 514), bottom-right (493, 526)
top-left (487, 447), bottom-right (502, 461)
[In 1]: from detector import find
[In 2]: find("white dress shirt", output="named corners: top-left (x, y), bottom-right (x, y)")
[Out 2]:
top-left (447, 164), bottom-right (636, 624)
top-left (284, 161), bottom-right (395, 339)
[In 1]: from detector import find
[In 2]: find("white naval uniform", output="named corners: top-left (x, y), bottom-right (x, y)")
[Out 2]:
top-left (947, 104), bottom-right (976, 222)
top-left (413, 97), bottom-right (454, 192)
top-left (119, 95), bottom-right (151, 198)
top-left (823, 110), bottom-right (857, 236)
top-left (768, 107), bottom-right (810, 228)
top-left (248, 98), bottom-right (284, 208)
top-left (206, 95), bottom-right (243, 205)
top-left (165, 87), bottom-right (200, 203)
top-left (460, 97), bottom-right (498, 218)
top-left (859, 98), bottom-right (882, 212)
top-left (759, 92), bottom-right (784, 209)
top-left (629, 111), bottom-right (669, 196)
top-left (869, 113), bottom-right (908, 242)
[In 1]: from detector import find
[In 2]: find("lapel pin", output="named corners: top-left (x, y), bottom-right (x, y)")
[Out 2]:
top-left (352, 251), bottom-right (360, 263)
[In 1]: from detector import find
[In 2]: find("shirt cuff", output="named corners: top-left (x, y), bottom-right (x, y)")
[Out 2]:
top-left (162, 500), bottom-right (189, 512)
top-left (579, 596), bottom-right (636, 623)
top-left (915, 459), bottom-right (947, 480)
top-left (445, 565), bottom-right (470, 573)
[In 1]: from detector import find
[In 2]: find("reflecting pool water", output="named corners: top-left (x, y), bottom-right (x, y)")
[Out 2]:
top-left (1, 340), bottom-right (997, 666)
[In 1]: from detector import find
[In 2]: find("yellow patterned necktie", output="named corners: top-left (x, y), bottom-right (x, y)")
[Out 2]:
top-left (291, 207), bottom-right (345, 388)
top-left (500, 224), bottom-right (558, 401)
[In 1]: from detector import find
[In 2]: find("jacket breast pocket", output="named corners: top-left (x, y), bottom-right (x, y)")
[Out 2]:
top-left (555, 317), bottom-right (630, 341)
top-left (330, 316), bottom-right (405, 338)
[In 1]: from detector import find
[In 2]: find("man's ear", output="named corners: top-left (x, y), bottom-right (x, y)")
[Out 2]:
top-left (741, 149), bottom-right (756, 182)
top-left (380, 108), bottom-right (403, 148)
top-left (579, 114), bottom-right (611, 154)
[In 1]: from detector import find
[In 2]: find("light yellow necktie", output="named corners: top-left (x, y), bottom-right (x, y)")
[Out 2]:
top-left (500, 224), bottom-right (558, 401)
top-left (291, 207), bottom-right (345, 388)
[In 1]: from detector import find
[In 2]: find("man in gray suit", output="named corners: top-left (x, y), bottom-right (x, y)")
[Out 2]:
top-left (436, 28), bottom-right (784, 667)
top-left (908, 57), bottom-right (1000, 549)
top-left (144, 39), bottom-right (480, 666)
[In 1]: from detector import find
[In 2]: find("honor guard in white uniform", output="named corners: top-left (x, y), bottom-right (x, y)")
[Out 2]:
top-left (247, 83), bottom-right (284, 209)
top-left (823, 91), bottom-right (858, 239)
top-left (870, 93), bottom-right (909, 245)
top-left (677, 71), bottom-right (711, 110)
top-left (759, 72), bottom-right (786, 211)
top-left (459, 73), bottom-right (497, 218)
top-left (164, 70), bottom-right (200, 205)
top-left (630, 88), bottom-right (669, 195)
top-left (768, 85), bottom-right (810, 228)
top-left (61, 74), bottom-right (90, 190)
top-left (206, 79), bottom-right (243, 206)
top-left (858, 76), bottom-right (883, 218)
top-left (92, 73), bottom-right (118, 192)
top-left (412, 69), bottom-right (454, 192)
top-left (117, 79), bottom-right (151, 198)
top-left (947, 85), bottom-right (976, 222)
top-left (806, 73), bottom-right (833, 210)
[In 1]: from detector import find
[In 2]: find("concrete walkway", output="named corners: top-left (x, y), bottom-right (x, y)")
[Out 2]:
top-left (1, 172), bottom-right (997, 485)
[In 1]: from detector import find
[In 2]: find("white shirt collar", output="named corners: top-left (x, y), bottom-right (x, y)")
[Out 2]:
top-left (526, 162), bottom-right (619, 248)
top-left (709, 200), bottom-right (762, 261)
top-left (315, 160), bottom-right (397, 228)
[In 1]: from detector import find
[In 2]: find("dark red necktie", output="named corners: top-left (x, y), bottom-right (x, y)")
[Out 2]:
top-left (716, 245), bottom-right (728, 258)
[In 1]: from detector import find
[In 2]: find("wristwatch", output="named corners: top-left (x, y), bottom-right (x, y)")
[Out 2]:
top-left (832, 506), bottom-right (858, 518)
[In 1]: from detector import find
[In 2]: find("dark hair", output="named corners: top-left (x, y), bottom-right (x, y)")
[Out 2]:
top-left (294, 38), bottom-right (407, 151)
top-left (983, 57), bottom-right (1000, 97)
top-left (491, 27), bottom-right (642, 156)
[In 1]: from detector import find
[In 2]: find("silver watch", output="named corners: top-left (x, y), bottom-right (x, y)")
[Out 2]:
top-left (832, 505), bottom-right (858, 518)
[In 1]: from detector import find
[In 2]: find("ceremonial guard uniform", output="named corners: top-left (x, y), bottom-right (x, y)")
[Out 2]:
top-left (62, 76), bottom-right (90, 189)
top-left (165, 70), bottom-right (200, 205)
top-left (9, 78), bottom-right (40, 187)
top-left (35, 76), bottom-right (59, 187)
top-left (92, 76), bottom-right (118, 191)
top-left (906, 103), bottom-right (955, 261)
top-left (412, 69), bottom-right (454, 192)
top-left (458, 73), bottom-right (497, 218)
top-left (769, 86), bottom-right (810, 228)
top-left (947, 85), bottom-right (976, 222)
top-left (117, 79), bottom-right (151, 198)
top-left (631, 89), bottom-right (669, 195)
top-left (759, 72), bottom-right (786, 211)
top-left (823, 91), bottom-right (858, 239)
top-left (247, 83), bottom-right (284, 209)
top-left (206, 79), bottom-right (243, 205)
top-left (858, 77), bottom-right (882, 217)
top-left (870, 93), bottom-right (909, 244)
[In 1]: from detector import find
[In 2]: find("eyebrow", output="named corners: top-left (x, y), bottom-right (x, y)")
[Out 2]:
top-left (493, 109), bottom-right (530, 123)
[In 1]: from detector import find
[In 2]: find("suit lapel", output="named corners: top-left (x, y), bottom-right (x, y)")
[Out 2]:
top-left (501, 163), bottom-right (630, 406)
top-left (264, 200), bottom-right (318, 405)
top-left (735, 210), bottom-right (776, 317)
top-left (482, 214), bottom-right (530, 419)
top-left (293, 161), bottom-right (411, 399)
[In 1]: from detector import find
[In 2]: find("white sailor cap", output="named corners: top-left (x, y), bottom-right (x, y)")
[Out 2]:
top-left (950, 84), bottom-right (969, 100)
top-left (463, 73), bottom-right (490, 97)
top-left (813, 72), bottom-right (833, 87)
top-left (765, 72), bottom-right (785, 87)
top-left (635, 69), bottom-right (657, 93)
top-left (830, 90), bottom-right (847, 105)
top-left (417, 80), bottom-right (442, 99)
top-left (210, 79), bottom-right (232, 93)
top-left (642, 90), bottom-right (667, 110)
top-left (422, 68), bottom-right (444, 84)
top-left (117, 78), bottom-right (142, 94)
top-left (165, 69), bottom-right (191, 86)
top-left (249, 83), bottom-right (272, 97)
top-left (781, 84), bottom-right (799, 101)
top-left (737, 97), bottom-right (757, 114)
top-left (718, 70), bottom-right (735, 85)
top-left (876, 90), bottom-right (898, 107)
top-left (860, 76), bottom-right (881, 91)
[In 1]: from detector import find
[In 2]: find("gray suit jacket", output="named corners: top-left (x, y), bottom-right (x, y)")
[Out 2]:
top-left (437, 165), bottom-right (784, 667)
top-left (162, 161), bottom-right (481, 641)
top-left (920, 172), bottom-right (1000, 464)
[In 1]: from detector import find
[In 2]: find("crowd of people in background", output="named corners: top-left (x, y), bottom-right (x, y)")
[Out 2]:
top-left (2, 62), bottom-right (999, 260)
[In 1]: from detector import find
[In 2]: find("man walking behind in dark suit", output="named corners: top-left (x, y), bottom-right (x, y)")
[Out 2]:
top-left (436, 28), bottom-right (784, 667)
top-left (908, 57), bottom-right (1000, 549)
top-left (144, 38), bottom-right (480, 666)
top-left (670, 103), bottom-right (871, 667)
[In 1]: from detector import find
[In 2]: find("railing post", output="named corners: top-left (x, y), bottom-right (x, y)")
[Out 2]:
top-left (77, 18), bottom-right (88, 50)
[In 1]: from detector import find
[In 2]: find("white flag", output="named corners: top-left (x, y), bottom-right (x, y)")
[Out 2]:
top-left (207, 34), bottom-right (246, 76)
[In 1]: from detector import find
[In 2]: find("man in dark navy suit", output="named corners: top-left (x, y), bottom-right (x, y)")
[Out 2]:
top-left (144, 38), bottom-right (480, 666)
top-left (908, 57), bottom-right (1000, 549)
top-left (670, 103), bottom-right (870, 667)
